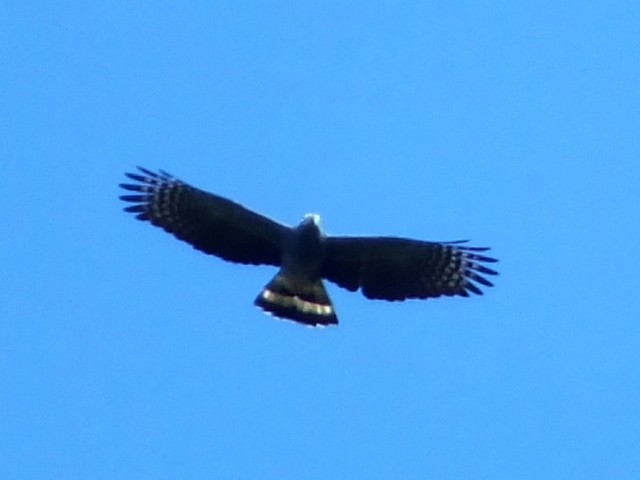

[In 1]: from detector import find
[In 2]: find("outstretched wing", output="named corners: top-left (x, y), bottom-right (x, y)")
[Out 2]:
top-left (321, 237), bottom-right (498, 300)
top-left (119, 167), bottom-right (289, 266)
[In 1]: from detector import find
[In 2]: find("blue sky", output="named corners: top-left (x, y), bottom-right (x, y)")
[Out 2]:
top-left (2, 2), bottom-right (639, 478)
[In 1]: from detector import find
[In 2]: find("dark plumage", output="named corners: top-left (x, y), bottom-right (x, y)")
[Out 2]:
top-left (120, 167), bottom-right (498, 326)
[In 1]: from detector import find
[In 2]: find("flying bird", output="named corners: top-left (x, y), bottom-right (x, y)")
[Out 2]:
top-left (119, 167), bottom-right (498, 326)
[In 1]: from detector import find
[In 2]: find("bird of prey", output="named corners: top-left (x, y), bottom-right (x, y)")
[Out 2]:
top-left (119, 167), bottom-right (498, 326)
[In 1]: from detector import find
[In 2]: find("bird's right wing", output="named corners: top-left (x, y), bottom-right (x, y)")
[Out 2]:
top-left (119, 167), bottom-right (289, 266)
top-left (321, 236), bottom-right (498, 301)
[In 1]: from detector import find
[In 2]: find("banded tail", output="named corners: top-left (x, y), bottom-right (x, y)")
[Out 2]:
top-left (254, 272), bottom-right (338, 326)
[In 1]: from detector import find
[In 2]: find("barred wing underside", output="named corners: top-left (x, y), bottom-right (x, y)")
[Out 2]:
top-left (119, 167), bottom-right (288, 266)
top-left (321, 237), bottom-right (498, 301)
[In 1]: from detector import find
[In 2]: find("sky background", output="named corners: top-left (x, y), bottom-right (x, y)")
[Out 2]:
top-left (2, 2), bottom-right (640, 479)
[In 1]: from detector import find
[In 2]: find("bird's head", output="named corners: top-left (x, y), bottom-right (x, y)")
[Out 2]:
top-left (296, 213), bottom-right (323, 238)
top-left (302, 213), bottom-right (321, 227)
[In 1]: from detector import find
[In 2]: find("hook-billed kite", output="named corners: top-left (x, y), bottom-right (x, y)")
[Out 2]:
top-left (120, 167), bottom-right (498, 326)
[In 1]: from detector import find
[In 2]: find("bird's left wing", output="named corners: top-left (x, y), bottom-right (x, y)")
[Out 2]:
top-left (321, 236), bottom-right (498, 300)
top-left (119, 167), bottom-right (289, 266)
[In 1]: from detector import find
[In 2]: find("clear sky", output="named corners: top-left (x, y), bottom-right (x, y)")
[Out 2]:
top-left (2, 2), bottom-right (639, 479)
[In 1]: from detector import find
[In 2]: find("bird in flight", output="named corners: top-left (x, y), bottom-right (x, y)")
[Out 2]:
top-left (119, 167), bottom-right (498, 326)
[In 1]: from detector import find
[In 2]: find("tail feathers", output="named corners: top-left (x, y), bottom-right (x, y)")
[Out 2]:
top-left (254, 273), bottom-right (338, 326)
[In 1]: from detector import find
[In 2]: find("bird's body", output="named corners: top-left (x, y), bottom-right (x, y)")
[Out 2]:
top-left (254, 214), bottom-right (337, 325)
top-left (120, 167), bottom-right (498, 326)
